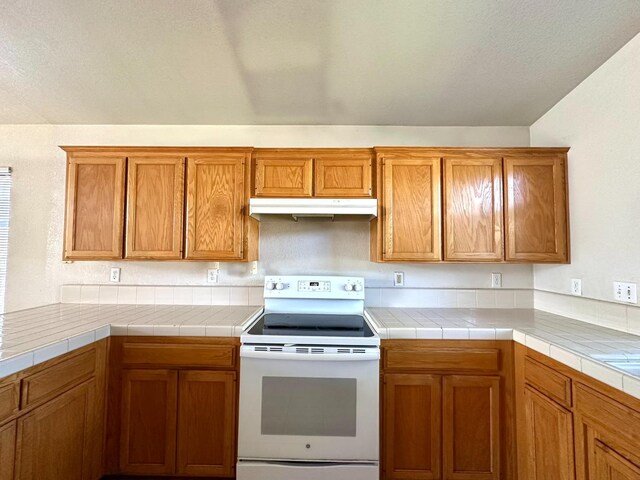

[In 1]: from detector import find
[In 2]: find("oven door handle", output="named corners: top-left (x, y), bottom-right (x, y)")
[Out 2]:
top-left (240, 350), bottom-right (380, 361)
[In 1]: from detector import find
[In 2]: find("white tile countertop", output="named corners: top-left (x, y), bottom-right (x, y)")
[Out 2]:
top-left (365, 307), bottom-right (640, 399)
top-left (0, 303), bottom-right (262, 378)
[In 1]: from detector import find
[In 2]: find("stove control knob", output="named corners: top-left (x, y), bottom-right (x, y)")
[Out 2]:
top-left (353, 283), bottom-right (363, 292)
top-left (265, 281), bottom-right (276, 290)
top-left (344, 284), bottom-right (354, 291)
top-left (275, 282), bottom-right (285, 290)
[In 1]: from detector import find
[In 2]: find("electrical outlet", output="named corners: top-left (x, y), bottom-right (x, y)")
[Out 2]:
top-left (110, 268), bottom-right (121, 283)
top-left (393, 271), bottom-right (404, 287)
top-left (250, 261), bottom-right (258, 275)
top-left (491, 273), bottom-right (502, 288)
top-left (207, 268), bottom-right (219, 284)
top-left (571, 279), bottom-right (582, 296)
top-left (614, 282), bottom-right (637, 304)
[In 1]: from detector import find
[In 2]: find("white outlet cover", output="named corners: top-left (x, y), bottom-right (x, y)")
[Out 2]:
top-left (491, 273), bottom-right (502, 288)
top-left (393, 271), bottom-right (404, 287)
top-left (110, 268), bottom-right (121, 283)
top-left (614, 281), bottom-right (637, 304)
top-left (571, 279), bottom-right (582, 296)
top-left (207, 269), bottom-right (219, 284)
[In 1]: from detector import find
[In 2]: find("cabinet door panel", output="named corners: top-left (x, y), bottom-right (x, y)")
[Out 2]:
top-left (125, 156), bottom-right (184, 259)
top-left (177, 370), bottom-right (237, 476)
top-left (0, 421), bottom-right (16, 480)
top-left (254, 157), bottom-right (313, 197)
top-left (443, 158), bottom-right (503, 261)
top-left (524, 386), bottom-right (575, 480)
top-left (383, 374), bottom-right (441, 479)
top-left (64, 155), bottom-right (126, 259)
top-left (382, 157), bottom-right (441, 261)
top-left (315, 154), bottom-right (372, 197)
top-left (504, 155), bottom-right (568, 262)
top-left (120, 369), bottom-right (177, 475)
top-left (594, 440), bottom-right (640, 480)
top-left (443, 375), bottom-right (500, 480)
top-left (15, 380), bottom-right (96, 480)
top-left (186, 155), bottom-right (245, 260)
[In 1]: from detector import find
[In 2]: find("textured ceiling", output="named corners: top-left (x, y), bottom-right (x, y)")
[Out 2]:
top-left (1, 0), bottom-right (640, 125)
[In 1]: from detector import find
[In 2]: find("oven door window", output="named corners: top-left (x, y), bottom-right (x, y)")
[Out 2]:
top-left (261, 377), bottom-right (357, 437)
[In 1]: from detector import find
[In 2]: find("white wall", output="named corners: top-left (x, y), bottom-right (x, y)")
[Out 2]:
top-left (531, 33), bottom-right (640, 303)
top-left (0, 125), bottom-right (531, 312)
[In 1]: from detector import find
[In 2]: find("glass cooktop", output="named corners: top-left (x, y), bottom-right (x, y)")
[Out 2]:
top-left (247, 313), bottom-right (375, 338)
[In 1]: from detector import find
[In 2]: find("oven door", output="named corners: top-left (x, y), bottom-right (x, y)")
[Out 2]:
top-left (238, 346), bottom-right (379, 462)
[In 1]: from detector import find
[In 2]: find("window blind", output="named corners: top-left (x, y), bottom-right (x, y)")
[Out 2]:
top-left (0, 167), bottom-right (11, 314)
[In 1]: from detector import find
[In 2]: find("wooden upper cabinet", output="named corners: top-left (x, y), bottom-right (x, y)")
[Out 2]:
top-left (254, 151), bottom-right (313, 197)
top-left (63, 154), bottom-right (126, 259)
top-left (380, 152), bottom-right (441, 261)
top-left (504, 154), bottom-right (569, 262)
top-left (185, 152), bottom-right (248, 260)
top-left (443, 375), bottom-right (500, 480)
top-left (314, 151), bottom-right (372, 197)
top-left (177, 371), bottom-right (237, 477)
top-left (383, 374), bottom-right (441, 479)
top-left (125, 156), bottom-right (185, 259)
top-left (443, 157), bottom-right (503, 261)
top-left (524, 386), bottom-right (575, 480)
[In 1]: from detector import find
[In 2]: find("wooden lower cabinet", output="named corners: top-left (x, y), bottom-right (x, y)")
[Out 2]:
top-left (443, 375), bottom-right (500, 480)
top-left (383, 374), bottom-right (441, 479)
top-left (592, 440), bottom-right (640, 480)
top-left (0, 421), bottom-right (16, 480)
top-left (523, 386), bottom-right (575, 480)
top-left (15, 380), bottom-right (99, 480)
top-left (177, 370), bottom-right (237, 477)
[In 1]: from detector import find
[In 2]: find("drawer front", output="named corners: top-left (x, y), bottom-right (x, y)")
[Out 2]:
top-left (122, 343), bottom-right (236, 368)
top-left (20, 349), bottom-right (97, 409)
top-left (525, 357), bottom-right (572, 407)
top-left (384, 347), bottom-right (500, 372)
top-left (0, 382), bottom-right (19, 423)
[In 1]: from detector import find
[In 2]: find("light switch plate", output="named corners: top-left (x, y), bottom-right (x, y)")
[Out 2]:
top-left (491, 273), bottom-right (502, 288)
top-left (393, 272), bottom-right (404, 287)
top-left (571, 279), bottom-right (582, 296)
top-left (614, 282), bottom-right (637, 304)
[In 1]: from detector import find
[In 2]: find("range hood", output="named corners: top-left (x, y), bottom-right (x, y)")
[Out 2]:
top-left (249, 198), bottom-right (377, 221)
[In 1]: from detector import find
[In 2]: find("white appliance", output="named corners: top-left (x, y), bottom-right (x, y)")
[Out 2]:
top-left (248, 197), bottom-right (377, 221)
top-left (237, 275), bottom-right (380, 480)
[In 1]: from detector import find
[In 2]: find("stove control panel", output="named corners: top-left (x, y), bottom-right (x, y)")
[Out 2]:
top-left (263, 275), bottom-right (365, 300)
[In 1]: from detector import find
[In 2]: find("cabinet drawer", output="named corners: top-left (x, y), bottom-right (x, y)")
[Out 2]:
top-left (525, 357), bottom-right (572, 407)
top-left (384, 347), bottom-right (500, 372)
top-left (122, 343), bottom-right (236, 368)
top-left (0, 382), bottom-right (19, 423)
top-left (20, 349), bottom-right (96, 409)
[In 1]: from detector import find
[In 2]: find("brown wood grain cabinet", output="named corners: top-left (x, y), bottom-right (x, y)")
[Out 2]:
top-left (504, 154), bottom-right (569, 262)
top-left (383, 374), bottom-right (441, 479)
top-left (120, 369), bottom-right (178, 475)
top-left (523, 386), bottom-right (575, 480)
top-left (374, 150), bottom-right (442, 261)
top-left (0, 421), bottom-right (16, 480)
top-left (254, 151), bottom-right (313, 197)
top-left (443, 157), bottom-right (503, 261)
top-left (177, 370), bottom-right (237, 476)
top-left (314, 152), bottom-right (372, 197)
top-left (185, 151), bottom-right (254, 261)
top-left (63, 153), bottom-right (126, 260)
top-left (15, 380), bottom-right (99, 480)
top-left (125, 156), bottom-right (185, 259)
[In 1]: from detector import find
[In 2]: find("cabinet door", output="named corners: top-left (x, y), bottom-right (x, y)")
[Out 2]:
top-left (443, 157), bottom-right (503, 261)
top-left (524, 386), bottom-right (575, 480)
top-left (593, 440), bottom-right (640, 480)
top-left (382, 156), bottom-right (442, 261)
top-left (64, 155), bottom-right (126, 259)
top-left (443, 375), bottom-right (500, 480)
top-left (254, 156), bottom-right (313, 197)
top-left (315, 153), bottom-right (372, 197)
top-left (15, 380), bottom-right (97, 480)
top-left (504, 155), bottom-right (568, 262)
top-left (383, 374), bottom-right (441, 479)
top-left (177, 371), bottom-right (237, 477)
top-left (0, 421), bottom-right (16, 480)
top-left (120, 370), bottom-right (178, 475)
top-left (125, 156), bottom-right (185, 259)
top-left (185, 154), bottom-right (246, 260)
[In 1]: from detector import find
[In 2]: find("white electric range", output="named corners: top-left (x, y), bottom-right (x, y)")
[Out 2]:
top-left (237, 275), bottom-right (380, 480)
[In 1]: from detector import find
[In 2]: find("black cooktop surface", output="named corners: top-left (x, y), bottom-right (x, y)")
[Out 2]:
top-left (247, 313), bottom-right (375, 337)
